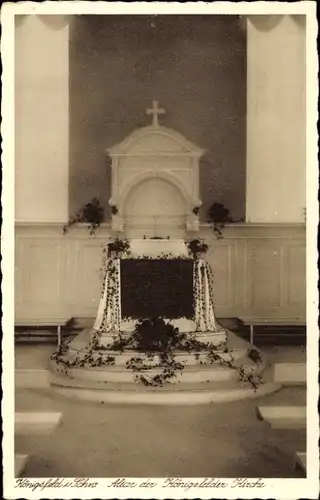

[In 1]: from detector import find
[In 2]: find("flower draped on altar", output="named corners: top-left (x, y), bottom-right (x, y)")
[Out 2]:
top-left (93, 239), bottom-right (226, 345)
top-left (94, 258), bottom-right (121, 334)
top-left (193, 259), bottom-right (219, 332)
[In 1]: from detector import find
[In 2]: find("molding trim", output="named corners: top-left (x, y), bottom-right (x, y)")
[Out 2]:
top-left (15, 222), bottom-right (306, 240)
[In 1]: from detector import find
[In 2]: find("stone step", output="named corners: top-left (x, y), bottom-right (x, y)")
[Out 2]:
top-left (295, 452), bottom-right (307, 472)
top-left (15, 369), bottom-right (50, 389)
top-left (15, 412), bottom-right (63, 435)
top-left (67, 328), bottom-right (252, 351)
top-left (49, 370), bottom-right (281, 405)
top-left (15, 454), bottom-right (28, 477)
top-left (45, 329), bottom-right (279, 405)
top-left (65, 346), bottom-right (249, 366)
top-left (49, 355), bottom-right (266, 384)
top-left (15, 387), bottom-right (66, 413)
top-left (256, 406), bottom-right (306, 429)
top-left (254, 386), bottom-right (306, 406)
top-left (273, 362), bottom-right (306, 385)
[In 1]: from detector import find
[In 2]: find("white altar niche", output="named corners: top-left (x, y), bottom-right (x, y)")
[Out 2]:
top-left (107, 100), bottom-right (204, 238)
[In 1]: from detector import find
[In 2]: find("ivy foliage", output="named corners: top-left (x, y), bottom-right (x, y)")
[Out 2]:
top-left (207, 202), bottom-right (233, 239)
top-left (107, 237), bottom-right (130, 258)
top-left (187, 238), bottom-right (208, 259)
top-left (63, 198), bottom-right (104, 236)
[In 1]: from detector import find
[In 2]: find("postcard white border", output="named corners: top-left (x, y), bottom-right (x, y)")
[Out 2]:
top-left (2, 2), bottom-right (319, 499)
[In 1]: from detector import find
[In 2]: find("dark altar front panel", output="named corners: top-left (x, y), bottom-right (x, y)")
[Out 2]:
top-left (120, 259), bottom-right (194, 319)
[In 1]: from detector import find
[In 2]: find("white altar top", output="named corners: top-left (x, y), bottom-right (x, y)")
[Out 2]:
top-left (128, 239), bottom-right (189, 259)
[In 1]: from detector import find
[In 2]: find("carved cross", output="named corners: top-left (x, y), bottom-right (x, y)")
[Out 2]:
top-left (146, 100), bottom-right (165, 127)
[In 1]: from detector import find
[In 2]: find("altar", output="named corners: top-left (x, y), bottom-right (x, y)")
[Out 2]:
top-left (93, 238), bottom-right (226, 346)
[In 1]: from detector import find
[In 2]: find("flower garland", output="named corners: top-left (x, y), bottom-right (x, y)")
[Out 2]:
top-left (99, 258), bottom-right (121, 333)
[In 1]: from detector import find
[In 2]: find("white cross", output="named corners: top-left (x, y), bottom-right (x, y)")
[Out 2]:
top-left (146, 100), bottom-right (165, 127)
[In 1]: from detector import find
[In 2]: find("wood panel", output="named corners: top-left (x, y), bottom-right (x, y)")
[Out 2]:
top-left (245, 241), bottom-right (282, 313)
top-left (73, 242), bottom-right (104, 315)
top-left (14, 223), bottom-right (306, 322)
top-left (16, 240), bottom-right (62, 318)
top-left (206, 241), bottom-right (236, 310)
top-left (282, 242), bottom-right (306, 314)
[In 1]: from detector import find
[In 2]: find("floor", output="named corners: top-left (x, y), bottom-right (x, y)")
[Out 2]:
top-left (15, 387), bottom-right (306, 478)
top-left (14, 339), bottom-right (306, 478)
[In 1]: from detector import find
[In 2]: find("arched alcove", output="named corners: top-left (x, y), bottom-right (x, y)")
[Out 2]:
top-left (124, 176), bottom-right (187, 238)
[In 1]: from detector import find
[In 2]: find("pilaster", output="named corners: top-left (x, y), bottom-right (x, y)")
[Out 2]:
top-left (245, 15), bottom-right (306, 223)
top-left (15, 15), bottom-right (71, 222)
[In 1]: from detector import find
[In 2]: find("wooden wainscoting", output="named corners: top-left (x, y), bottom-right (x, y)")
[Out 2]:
top-left (15, 223), bottom-right (112, 321)
top-left (201, 223), bottom-right (306, 320)
top-left (15, 223), bottom-right (306, 322)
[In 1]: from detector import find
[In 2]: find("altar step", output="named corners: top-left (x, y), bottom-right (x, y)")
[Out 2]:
top-left (49, 355), bottom-right (266, 384)
top-left (295, 452), bottom-right (307, 473)
top-left (256, 406), bottom-right (306, 429)
top-left (15, 454), bottom-right (28, 477)
top-left (47, 329), bottom-right (281, 404)
top-left (273, 363), bottom-right (306, 385)
top-left (67, 327), bottom-right (251, 362)
top-left (51, 329), bottom-right (266, 384)
top-left (49, 369), bottom-right (280, 405)
top-left (15, 369), bottom-right (50, 388)
top-left (66, 346), bottom-right (249, 365)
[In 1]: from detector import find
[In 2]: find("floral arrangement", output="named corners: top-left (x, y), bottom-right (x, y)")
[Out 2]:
top-left (110, 205), bottom-right (118, 215)
top-left (207, 201), bottom-right (233, 239)
top-left (63, 197), bottom-right (104, 236)
top-left (206, 201), bottom-right (245, 238)
top-left (107, 237), bottom-right (130, 258)
top-left (192, 206), bottom-right (200, 215)
top-left (187, 238), bottom-right (208, 259)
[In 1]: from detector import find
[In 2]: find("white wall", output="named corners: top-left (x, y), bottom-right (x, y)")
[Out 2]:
top-left (15, 224), bottom-right (306, 322)
top-left (246, 15), bottom-right (306, 223)
top-left (15, 15), bottom-right (69, 222)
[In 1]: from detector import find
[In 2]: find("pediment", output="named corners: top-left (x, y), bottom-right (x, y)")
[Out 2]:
top-left (108, 126), bottom-right (205, 158)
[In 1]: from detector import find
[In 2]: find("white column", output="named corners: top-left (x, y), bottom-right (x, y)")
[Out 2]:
top-left (15, 15), bottom-right (70, 222)
top-left (246, 15), bottom-right (306, 223)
